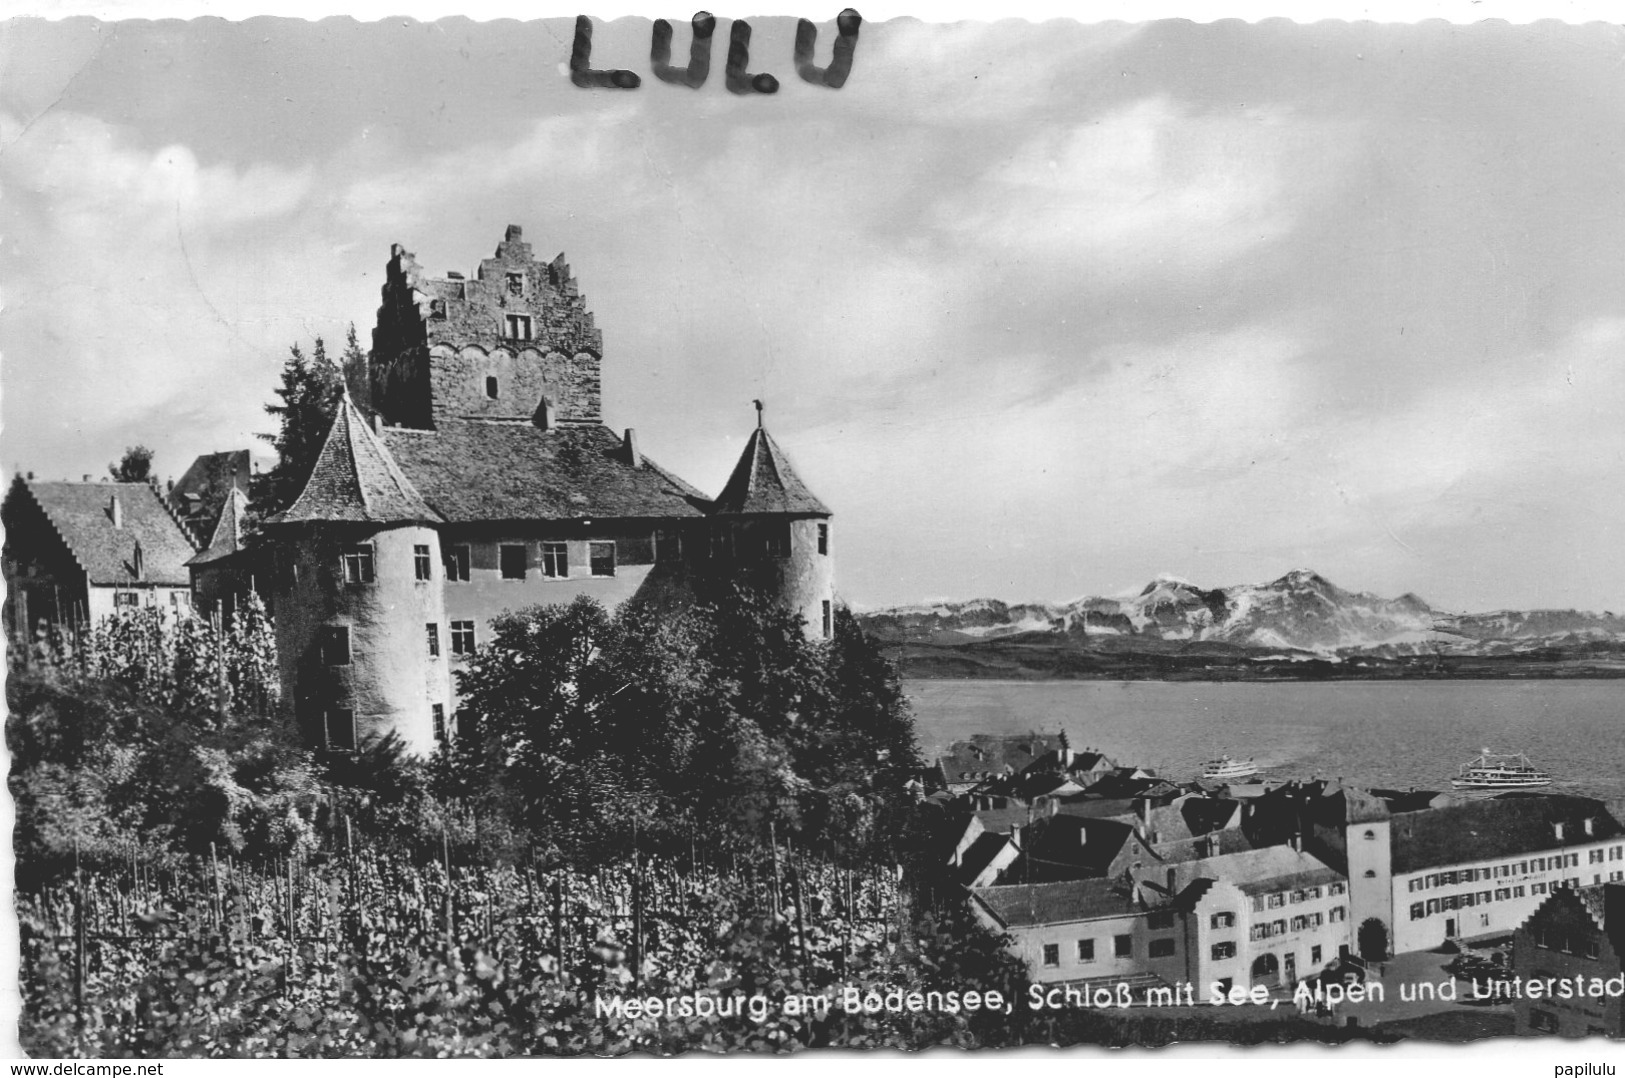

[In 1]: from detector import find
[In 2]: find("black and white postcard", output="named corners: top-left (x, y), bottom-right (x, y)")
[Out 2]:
top-left (3, 0), bottom-right (1624, 1061)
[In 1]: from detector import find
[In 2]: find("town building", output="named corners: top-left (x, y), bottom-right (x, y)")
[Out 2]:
top-left (1302, 784), bottom-right (1625, 957)
top-left (971, 877), bottom-right (1188, 996)
top-left (1512, 883), bottom-right (1625, 1037)
top-left (1146, 845), bottom-right (1351, 996)
top-left (3, 477), bottom-right (197, 632)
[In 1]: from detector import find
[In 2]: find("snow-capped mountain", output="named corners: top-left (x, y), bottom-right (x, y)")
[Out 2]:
top-left (857, 569), bottom-right (1625, 655)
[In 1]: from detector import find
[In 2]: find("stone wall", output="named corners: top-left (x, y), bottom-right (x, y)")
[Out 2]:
top-left (272, 523), bottom-right (452, 757)
top-left (370, 226), bottom-right (604, 428)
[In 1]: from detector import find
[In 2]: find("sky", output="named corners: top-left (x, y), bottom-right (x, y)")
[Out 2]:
top-left (4, 13), bottom-right (1625, 614)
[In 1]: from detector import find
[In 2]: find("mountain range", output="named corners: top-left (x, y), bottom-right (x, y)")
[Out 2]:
top-left (856, 570), bottom-right (1625, 676)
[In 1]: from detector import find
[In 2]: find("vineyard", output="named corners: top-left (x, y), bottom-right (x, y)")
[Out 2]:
top-left (16, 845), bottom-right (1030, 1057)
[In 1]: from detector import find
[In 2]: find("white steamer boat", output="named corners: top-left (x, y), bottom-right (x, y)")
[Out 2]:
top-left (1200, 755), bottom-right (1259, 781)
top-left (1450, 749), bottom-right (1552, 790)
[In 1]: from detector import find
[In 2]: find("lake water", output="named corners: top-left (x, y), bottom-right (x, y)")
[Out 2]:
top-left (904, 679), bottom-right (1625, 802)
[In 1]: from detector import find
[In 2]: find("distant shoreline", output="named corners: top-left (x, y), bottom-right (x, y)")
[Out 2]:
top-left (886, 645), bottom-right (1625, 683)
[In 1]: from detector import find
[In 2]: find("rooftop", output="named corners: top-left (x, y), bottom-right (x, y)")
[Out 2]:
top-left (8, 478), bottom-right (196, 587)
top-left (382, 420), bottom-right (708, 523)
top-left (711, 423), bottom-right (830, 516)
top-left (1390, 794), bottom-right (1625, 874)
top-left (276, 396), bottom-right (441, 526)
top-left (973, 877), bottom-right (1143, 928)
top-left (1155, 844), bottom-right (1344, 898)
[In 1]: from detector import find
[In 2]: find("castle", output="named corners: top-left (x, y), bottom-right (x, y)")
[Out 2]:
top-left (5, 225), bottom-right (835, 757)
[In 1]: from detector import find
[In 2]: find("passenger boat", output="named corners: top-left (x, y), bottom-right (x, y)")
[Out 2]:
top-left (1200, 754), bottom-right (1259, 781)
top-left (1450, 749), bottom-right (1552, 790)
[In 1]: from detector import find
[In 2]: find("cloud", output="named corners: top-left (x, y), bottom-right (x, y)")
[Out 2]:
top-left (931, 96), bottom-right (1346, 279)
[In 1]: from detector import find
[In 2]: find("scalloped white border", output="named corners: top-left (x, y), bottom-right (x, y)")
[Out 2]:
top-left (6, 1), bottom-right (1622, 23)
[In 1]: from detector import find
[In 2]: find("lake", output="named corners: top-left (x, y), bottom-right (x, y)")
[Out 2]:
top-left (904, 679), bottom-right (1625, 802)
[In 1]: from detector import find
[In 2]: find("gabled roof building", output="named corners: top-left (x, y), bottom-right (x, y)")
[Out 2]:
top-left (3, 476), bottom-right (197, 632)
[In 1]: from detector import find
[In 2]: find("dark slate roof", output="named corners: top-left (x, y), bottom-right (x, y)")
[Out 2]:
top-left (1390, 794), bottom-right (1625, 874)
top-left (13, 479), bottom-right (196, 586)
top-left (937, 734), bottom-right (1063, 786)
top-left (958, 832), bottom-right (1014, 886)
top-left (171, 449), bottom-right (250, 540)
top-left (973, 878), bottom-right (1141, 928)
top-left (1017, 816), bottom-right (1140, 880)
top-left (710, 425), bottom-right (830, 516)
top-left (187, 487), bottom-right (249, 566)
top-left (381, 420), bottom-right (707, 523)
top-left (277, 397), bottom-right (441, 526)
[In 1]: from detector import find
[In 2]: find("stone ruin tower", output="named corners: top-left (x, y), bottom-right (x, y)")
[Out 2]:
top-left (361, 224), bottom-right (603, 430)
top-left (264, 395), bottom-right (452, 756)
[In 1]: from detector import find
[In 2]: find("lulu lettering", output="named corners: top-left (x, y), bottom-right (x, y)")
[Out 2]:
top-left (652, 12), bottom-right (717, 88)
top-left (572, 13), bottom-right (860, 91)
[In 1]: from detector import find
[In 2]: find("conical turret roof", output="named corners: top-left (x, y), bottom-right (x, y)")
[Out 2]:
top-left (711, 423), bottom-right (830, 516)
top-left (276, 395), bottom-right (442, 525)
top-left (187, 486), bottom-right (250, 565)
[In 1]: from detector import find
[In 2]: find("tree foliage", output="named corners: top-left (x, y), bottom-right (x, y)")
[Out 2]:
top-left (109, 445), bottom-right (155, 482)
top-left (442, 587), bottom-right (923, 866)
top-left (257, 336), bottom-right (344, 512)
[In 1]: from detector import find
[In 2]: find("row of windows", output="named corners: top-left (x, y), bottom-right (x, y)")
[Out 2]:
top-left (1249, 907), bottom-right (1346, 939)
top-left (324, 703), bottom-right (452, 752)
top-left (114, 590), bottom-right (192, 609)
top-left (1532, 927), bottom-right (1604, 959)
top-left (1408, 854), bottom-right (1588, 892)
top-left (338, 526), bottom-right (831, 590)
top-left (1249, 882), bottom-right (1344, 913)
top-left (322, 620), bottom-right (479, 665)
top-left (1407, 880), bottom-right (1580, 920)
top-left (1041, 934), bottom-right (1176, 967)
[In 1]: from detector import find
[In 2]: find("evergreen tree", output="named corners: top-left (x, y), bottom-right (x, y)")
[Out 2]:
top-left (258, 337), bottom-right (343, 511)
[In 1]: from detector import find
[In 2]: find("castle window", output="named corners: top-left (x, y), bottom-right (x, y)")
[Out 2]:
top-left (486, 376), bottom-right (499, 399)
top-left (321, 626), bottom-right (351, 666)
top-left (429, 298), bottom-right (447, 320)
top-left (432, 704), bottom-right (447, 742)
top-left (1149, 938), bottom-right (1176, 959)
top-left (823, 600), bottom-right (832, 639)
top-left (1114, 935), bottom-right (1133, 958)
top-left (170, 591), bottom-right (190, 609)
top-left (451, 620), bottom-right (476, 656)
top-left (426, 623), bottom-right (440, 658)
top-left (542, 542), bottom-right (568, 578)
top-left (817, 523), bottom-right (829, 555)
top-left (590, 542), bottom-right (616, 578)
top-left (1529, 1009), bottom-right (1559, 1034)
top-left (1211, 941), bottom-right (1236, 961)
top-left (500, 544), bottom-right (527, 580)
top-left (114, 590), bottom-right (140, 607)
top-left (1041, 944), bottom-right (1060, 968)
top-left (341, 544), bottom-right (375, 585)
top-left (1210, 912), bottom-right (1236, 929)
top-left (763, 522), bottom-right (791, 558)
top-left (1076, 938), bottom-right (1095, 962)
top-left (504, 314), bottom-right (532, 341)
top-left (323, 708), bottom-right (355, 751)
top-left (444, 544), bottom-right (471, 583)
top-left (324, 708), bottom-right (356, 752)
top-left (414, 544), bottom-right (433, 581)
top-left (506, 272), bottom-right (524, 296)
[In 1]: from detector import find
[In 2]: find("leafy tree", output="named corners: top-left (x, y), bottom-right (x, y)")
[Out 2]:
top-left (109, 445), bottom-right (154, 482)
top-left (258, 336), bottom-right (343, 511)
